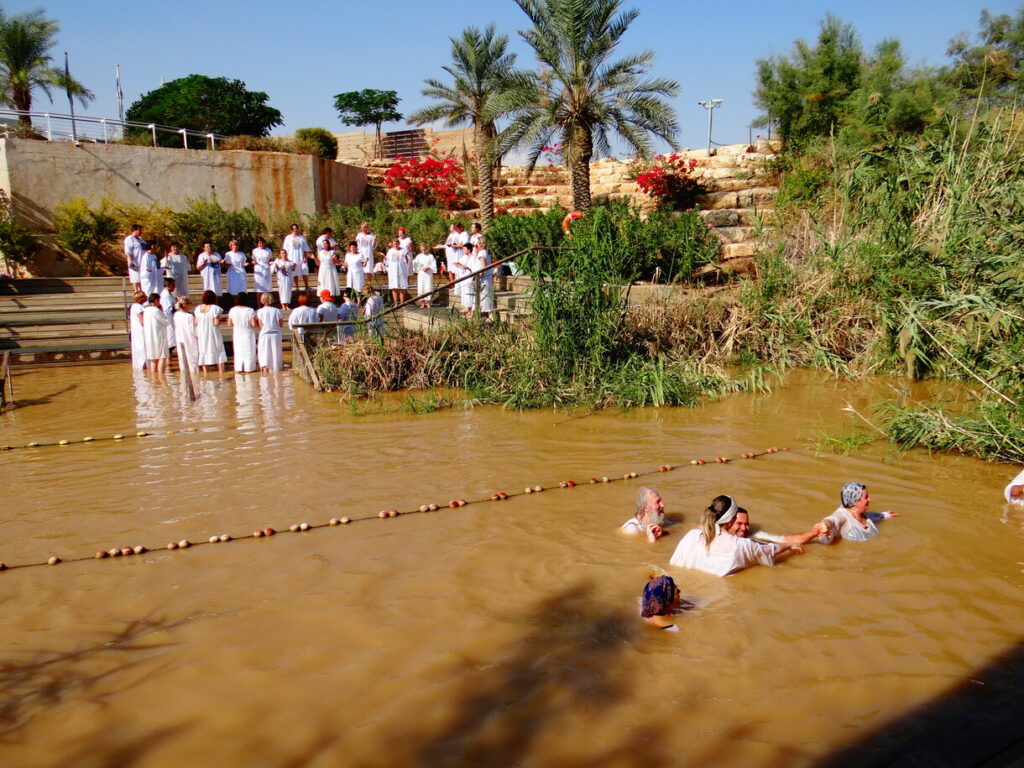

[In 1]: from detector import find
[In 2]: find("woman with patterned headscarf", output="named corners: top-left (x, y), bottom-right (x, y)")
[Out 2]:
top-left (669, 495), bottom-right (822, 577)
top-left (816, 482), bottom-right (898, 543)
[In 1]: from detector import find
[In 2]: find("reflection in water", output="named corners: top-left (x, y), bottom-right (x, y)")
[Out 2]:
top-left (0, 366), bottom-right (1022, 767)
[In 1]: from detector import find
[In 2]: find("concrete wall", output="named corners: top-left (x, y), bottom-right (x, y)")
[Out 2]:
top-left (0, 138), bottom-right (367, 232)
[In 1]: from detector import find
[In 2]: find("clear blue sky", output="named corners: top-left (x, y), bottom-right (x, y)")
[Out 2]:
top-left (10, 0), bottom-right (1021, 153)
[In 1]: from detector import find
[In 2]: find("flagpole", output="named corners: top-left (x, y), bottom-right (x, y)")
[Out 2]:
top-left (116, 64), bottom-right (125, 126)
top-left (64, 52), bottom-right (77, 144)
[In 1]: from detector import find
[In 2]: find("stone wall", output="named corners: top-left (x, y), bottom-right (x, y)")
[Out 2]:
top-left (0, 138), bottom-right (368, 275)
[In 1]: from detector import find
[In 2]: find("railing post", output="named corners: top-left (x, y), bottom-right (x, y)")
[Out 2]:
top-left (100, 118), bottom-right (107, 143)
top-left (179, 129), bottom-right (188, 149)
top-left (149, 124), bottom-right (156, 146)
top-left (45, 113), bottom-right (51, 141)
top-left (208, 133), bottom-right (215, 150)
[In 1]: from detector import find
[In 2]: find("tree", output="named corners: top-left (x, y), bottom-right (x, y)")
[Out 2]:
top-left (333, 89), bottom-right (402, 158)
top-left (946, 8), bottom-right (1024, 101)
top-left (409, 25), bottom-right (518, 225)
top-left (493, 0), bottom-right (679, 211)
top-left (294, 127), bottom-right (338, 160)
top-left (754, 15), bottom-right (863, 148)
top-left (126, 75), bottom-right (283, 148)
top-left (0, 8), bottom-right (93, 129)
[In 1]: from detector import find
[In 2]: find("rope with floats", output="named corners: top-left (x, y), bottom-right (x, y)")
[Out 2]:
top-left (2, 427), bottom-right (200, 452)
top-left (0, 447), bottom-right (790, 572)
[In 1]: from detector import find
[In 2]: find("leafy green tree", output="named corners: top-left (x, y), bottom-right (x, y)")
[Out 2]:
top-left (0, 8), bottom-right (93, 129)
top-left (754, 15), bottom-right (863, 148)
top-left (492, 0), bottom-right (679, 210)
top-left (126, 75), bottom-right (283, 147)
top-left (945, 8), bottom-right (1024, 100)
top-left (409, 24), bottom-right (518, 225)
top-left (333, 89), bottom-right (402, 158)
top-left (294, 127), bottom-right (338, 160)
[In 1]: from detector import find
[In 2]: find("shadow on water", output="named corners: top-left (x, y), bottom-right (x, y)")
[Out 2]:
top-left (1, 383), bottom-right (77, 411)
top-left (816, 638), bottom-right (1024, 768)
top-left (0, 614), bottom-right (192, 738)
top-left (366, 581), bottom-right (672, 768)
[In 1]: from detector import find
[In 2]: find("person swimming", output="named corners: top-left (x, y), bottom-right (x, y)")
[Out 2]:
top-left (641, 575), bottom-right (682, 631)
top-left (816, 482), bottom-right (898, 543)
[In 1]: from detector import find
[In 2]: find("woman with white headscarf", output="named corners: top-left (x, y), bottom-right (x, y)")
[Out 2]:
top-left (669, 495), bottom-right (822, 577)
top-left (815, 482), bottom-right (898, 543)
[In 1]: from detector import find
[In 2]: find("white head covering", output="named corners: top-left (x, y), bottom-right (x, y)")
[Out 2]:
top-left (715, 495), bottom-right (739, 533)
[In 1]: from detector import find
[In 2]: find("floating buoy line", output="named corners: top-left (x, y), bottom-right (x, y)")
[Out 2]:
top-left (2, 428), bottom-right (201, 451)
top-left (0, 447), bottom-right (789, 573)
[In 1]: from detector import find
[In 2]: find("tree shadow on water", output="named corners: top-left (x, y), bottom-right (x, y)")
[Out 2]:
top-left (815, 638), bottom-right (1024, 768)
top-left (376, 581), bottom-right (673, 768)
top-left (0, 614), bottom-right (193, 738)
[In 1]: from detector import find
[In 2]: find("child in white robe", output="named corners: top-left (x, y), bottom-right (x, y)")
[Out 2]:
top-left (226, 293), bottom-right (258, 373)
top-left (256, 292), bottom-right (283, 372)
top-left (272, 250), bottom-right (294, 310)
top-left (412, 243), bottom-right (436, 308)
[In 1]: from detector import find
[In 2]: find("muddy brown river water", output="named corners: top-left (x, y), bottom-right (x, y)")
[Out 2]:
top-left (1, 365), bottom-right (1022, 767)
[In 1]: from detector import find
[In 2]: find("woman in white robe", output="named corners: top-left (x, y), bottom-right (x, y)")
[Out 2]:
top-left (173, 296), bottom-right (199, 371)
top-left (223, 241), bottom-right (249, 296)
top-left (344, 242), bottom-right (365, 293)
top-left (816, 482), bottom-right (898, 543)
top-left (196, 243), bottom-right (223, 296)
top-left (316, 246), bottom-right (340, 297)
top-left (251, 238), bottom-right (274, 293)
top-left (139, 247), bottom-right (162, 297)
top-left (272, 250), bottom-right (294, 310)
top-left (412, 244), bottom-right (436, 308)
top-left (194, 289), bottom-right (227, 373)
top-left (160, 244), bottom-right (190, 297)
top-left (355, 222), bottom-right (376, 277)
top-left (142, 293), bottom-right (170, 372)
top-left (226, 293), bottom-right (258, 373)
top-left (128, 291), bottom-right (148, 371)
top-left (463, 239), bottom-right (495, 316)
top-left (384, 238), bottom-right (405, 305)
top-left (255, 292), bottom-right (283, 372)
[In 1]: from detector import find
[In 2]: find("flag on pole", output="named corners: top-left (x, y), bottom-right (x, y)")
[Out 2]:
top-left (116, 64), bottom-right (125, 125)
top-left (64, 52), bottom-right (77, 143)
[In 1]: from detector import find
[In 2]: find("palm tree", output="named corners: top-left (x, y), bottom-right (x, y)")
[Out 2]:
top-left (408, 24), bottom-right (517, 226)
top-left (0, 9), bottom-right (93, 129)
top-left (494, 0), bottom-right (680, 210)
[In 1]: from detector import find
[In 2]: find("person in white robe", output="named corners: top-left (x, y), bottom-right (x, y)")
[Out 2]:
top-left (344, 241), bottom-right (366, 293)
top-left (272, 250), bottom-right (294, 309)
top-left (139, 244), bottom-right (162, 296)
top-left (128, 291), bottom-right (148, 371)
top-left (173, 296), bottom-right (199, 372)
top-left (160, 244), bottom-right (190, 298)
top-left (255, 293), bottom-right (283, 372)
top-left (412, 244), bottom-right (436, 308)
top-left (317, 291), bottom-right (339, 323)
top-left (384, 238), bottom-right (406, 305)
top-left (282, 223), bottom-right (312, 292)
top-left (194, 290), bottom-right (227, 372)
top-left (315, 228), bottom-right (336, 252)
top-left (364, 289), bottom-right (385, 336)
top-left (123, 225), bottom-right (144, 292)
top-left (251, 238), bottom-right (274, 293)
top-left (316, 245), bottom-right (340, 297)
top-left (669, 495), bottom-right (820, 577)
top-left (223, 240), bottom-right (249, 296)
top-left (142, 293), bottom-right (170, 372)
top-left (226, 293), bottom-right (258, 373)
top-left (196, 243), bottom-right (223, 297)
top-left (469, 221), bottom-right (483, 249)
top-left (1005, 468), bottom-right (1024, 504)
top-left (355, 222), bottom-right (377, 278)
top-left (619, 487), bottom-right (672, 543)
top-left (338, 294), bottom-right (358, 342)
top-left (816, 482), bottom-right (898, 543)
top-left (397, 227), bottom-right (413, 301)
top-left (287, 292), bottom-right (319, 345)
top-left (159, 278), bottom-right (177, 351)
top-left (462, 238), bottom-right (495, 316)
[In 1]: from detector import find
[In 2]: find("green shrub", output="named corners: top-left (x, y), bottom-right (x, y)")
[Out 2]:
top-left (0, 190), bottom-right (35, 269)
top-left (52, 197), bottom-right (118, 274)
top-left (169, 199), bottom-right (265, 253)
top-left (294, 127), bottom-right (338, 160)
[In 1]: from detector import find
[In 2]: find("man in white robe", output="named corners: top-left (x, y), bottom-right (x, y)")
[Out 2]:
top-left (283, 223), bottom-right (312, 292)
top-left (123, 224), bottom-right (145, 292)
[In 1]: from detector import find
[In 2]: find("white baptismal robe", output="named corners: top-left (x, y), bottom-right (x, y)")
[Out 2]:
top-left (142, 305), bottom-right (169, 359)
top-left (669, 528), bottom-right (780, 577)
top-left (818, 506), bottom-right (893, 543)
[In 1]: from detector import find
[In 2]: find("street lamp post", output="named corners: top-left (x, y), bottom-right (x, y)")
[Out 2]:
top-left (697, 99), bottom-right (723, 157)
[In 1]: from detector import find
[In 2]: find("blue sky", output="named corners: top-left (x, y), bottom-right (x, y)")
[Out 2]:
top-left (10, 0), bottom-right (1020, 154)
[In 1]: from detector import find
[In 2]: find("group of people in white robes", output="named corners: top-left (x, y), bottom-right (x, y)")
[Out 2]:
top-left (435, 222), bottom-right (494, 317)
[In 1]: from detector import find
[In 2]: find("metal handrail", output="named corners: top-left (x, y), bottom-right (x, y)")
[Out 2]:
top-left (0, 108), bottom-right (228, 148)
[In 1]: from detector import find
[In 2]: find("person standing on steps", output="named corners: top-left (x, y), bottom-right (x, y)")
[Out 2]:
top-left (283, 223), bottom-right (313, 292)
top-left (124, 224), bottom-right (145, 293)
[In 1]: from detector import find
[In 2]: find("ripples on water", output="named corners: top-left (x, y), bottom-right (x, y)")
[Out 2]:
top-left (0, 365), bottom-right (1022, 766)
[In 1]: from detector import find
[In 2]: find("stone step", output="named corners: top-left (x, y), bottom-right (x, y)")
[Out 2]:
top-left (708, 226), bottom-right (757, 245)
top-left (696, 187), bottom-right (777, 210)
top-left (697, 208), bottom-right (776, 227)
top-left (720, 242), bottom-right (758, 259)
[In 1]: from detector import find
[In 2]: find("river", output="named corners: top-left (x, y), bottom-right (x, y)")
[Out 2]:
top-left (1, 365), bottom-right (1022, 766)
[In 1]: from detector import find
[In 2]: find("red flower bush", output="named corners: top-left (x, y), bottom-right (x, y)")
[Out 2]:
top-left (635, 154), bottom-right (704, 209)
top-left (383, 155), bottom-right (465, 209)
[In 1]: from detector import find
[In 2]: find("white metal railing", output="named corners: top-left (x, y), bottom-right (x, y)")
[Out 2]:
top-left (0, 109), bottom-right (227, 149)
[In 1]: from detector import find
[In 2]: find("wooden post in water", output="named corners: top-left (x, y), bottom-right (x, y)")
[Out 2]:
top-left (178, 348), bottom-right (196, 401)
top-left (0, 350), bottom-right (12, 409)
